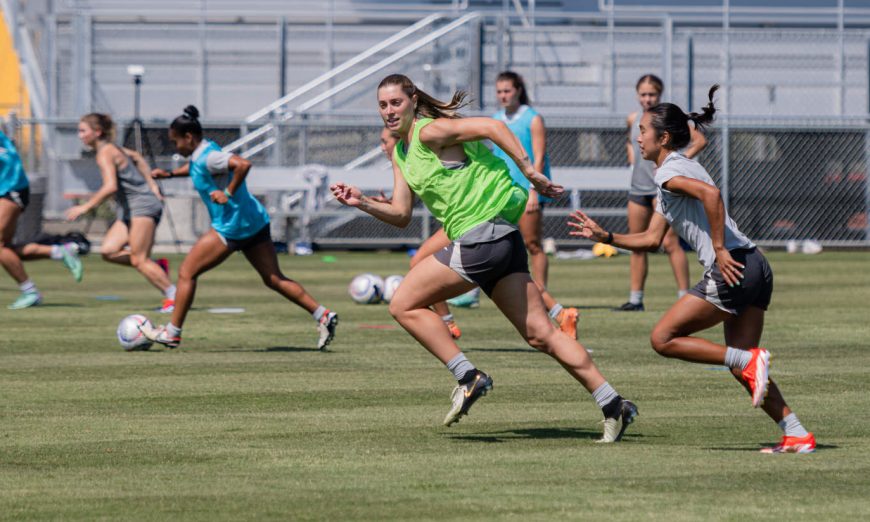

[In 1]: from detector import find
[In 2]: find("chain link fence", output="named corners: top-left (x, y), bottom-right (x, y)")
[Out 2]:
top-left (5, 116), bottom-right (869, 248)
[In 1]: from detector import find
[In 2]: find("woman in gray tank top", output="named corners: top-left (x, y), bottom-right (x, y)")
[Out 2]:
top-left (68, 113), bottom-right (176, 313)
top-left (570, 86), bottom-right (815, 453)
top-left (617, 74), bottom-right (705, 312)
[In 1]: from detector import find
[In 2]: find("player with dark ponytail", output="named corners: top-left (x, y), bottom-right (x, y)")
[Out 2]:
top-left (570, 86), bottom-right (816, 453)
top-left (140, 106), bottom-right (339, 350)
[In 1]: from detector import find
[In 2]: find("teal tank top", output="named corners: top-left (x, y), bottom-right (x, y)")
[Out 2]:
top-left (491, 105), bottom-right (551, 203)
top-left (0, 131), bottom-right (29, 195)
top-left (189, 139), bottom-right (269, 240)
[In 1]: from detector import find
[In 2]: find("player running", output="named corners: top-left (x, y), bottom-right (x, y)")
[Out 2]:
top-left (569, 86), bottom-right (815, 453)
top-left (1, 129), bottom-right (83, 309)
top-left (491, 71), bottom-right (579, 338)
top-left (331, 74), bottom-right (636, 440)
top-left (140, 106), bottom-right (338, 350)
top-left (71, 113), bottom-right (176, 313)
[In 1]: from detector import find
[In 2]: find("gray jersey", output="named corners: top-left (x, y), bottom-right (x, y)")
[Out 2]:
top-left (114, 150), bottom-right (162, 221)
top-left (655, 152), bottom-right (754, 273)
top-left (630, 112), bottom-right (657, 195)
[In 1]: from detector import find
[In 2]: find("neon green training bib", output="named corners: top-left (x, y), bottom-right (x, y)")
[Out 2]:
top-left (394, 118), bottom-right (528, 241)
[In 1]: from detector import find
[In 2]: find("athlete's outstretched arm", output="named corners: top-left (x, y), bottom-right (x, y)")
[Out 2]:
top-left (152, 162), bottom-right (190, 178)
top-left (330, 158), bottom-right (414, 227)
top-left (420, 117), bottom-right (563, 198)
top-left (568, 209), bottom-right (669, 252)
top-left (66, 148), bottom-right (119, 221)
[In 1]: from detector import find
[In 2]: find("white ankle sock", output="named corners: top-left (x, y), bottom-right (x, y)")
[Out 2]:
top-left (164, 285), bottom-right (177, 300)
top-left (166, 323), bottom-right (182, 337)
top-left (778, 413), bottom-right (809, 438)
top-left (19, 279), bottom-right (37, 293)
top-left (50, 245), bottom-right (63, 260)
top-left (629, 291), bottom-right (643, 305)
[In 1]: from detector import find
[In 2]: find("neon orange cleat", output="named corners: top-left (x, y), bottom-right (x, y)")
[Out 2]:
top-left (557, 307), bottom-right (579, 340)
top-left (741, 348), bottom-right (770, 407)
top-left (760, 433), bottom-right (816, 454)
top-left (445, 320), bottom-right (462, 340)
top-left (158, 298), bottom-right (175, 314)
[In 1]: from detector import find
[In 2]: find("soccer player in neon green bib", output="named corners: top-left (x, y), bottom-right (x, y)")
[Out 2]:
top-left (331, 74), bottom-right (637, 441)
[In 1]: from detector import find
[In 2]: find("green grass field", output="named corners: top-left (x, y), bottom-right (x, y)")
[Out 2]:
top-left (1, 250), bottom-right (869, 521)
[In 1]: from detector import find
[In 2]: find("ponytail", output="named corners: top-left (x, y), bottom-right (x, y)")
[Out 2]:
top-left (170, 105), bottom-right (203, 138)
top-left (377, 74), bottom-right (470, 119)
top-left (647, 84), bottom-right (718, 150)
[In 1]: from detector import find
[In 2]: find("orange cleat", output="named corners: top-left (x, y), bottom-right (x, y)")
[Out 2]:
top-left (741, 348), bottom-right (770, 407)
top-left (557, 307), bottom-right (579, 340)
top-left (158, 298), bottom-right (175, 314)
top-left (445, 320), bottom-right (462, 340)
top-left (760, 433), bottom-right (816, 454)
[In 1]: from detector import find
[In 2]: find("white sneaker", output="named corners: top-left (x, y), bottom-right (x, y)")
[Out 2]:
top-left (139, 323), bottom-right (181, 349)
top-left (443, 371), bottom-right (493, 427)
top-left (317, 311), bottom-right (338, 350)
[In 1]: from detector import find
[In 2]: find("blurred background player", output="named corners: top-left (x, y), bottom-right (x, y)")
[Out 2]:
top-left (141, 106), bottom-right (338, 350)
top-left (1, 129), bottom-right (82, 309)
top-left (70, 113), bottom-right (175, 313)
top-left (570, 86), bottom-right (814, 453)
top-left (491, 71), bottom-right (579, 338)
top-left (615, 74), bottom-right (705, 312)
top-left (378, 127), bottom-right (462, 339)
top-left (331, 74), bottom-right (636, 440)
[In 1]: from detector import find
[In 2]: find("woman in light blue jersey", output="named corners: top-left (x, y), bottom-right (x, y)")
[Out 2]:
top-left (491, 71), bottom-right (578, 339)
top-left (1, 130), bottom-right (83, 309)
top-left (570, 86), bottom-right (815, 453)
top-left (141, 106), bottom-right (338, 351)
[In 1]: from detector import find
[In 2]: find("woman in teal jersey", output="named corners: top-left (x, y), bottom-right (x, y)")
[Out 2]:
top-left (1, 130), bottom-right (83, 309)
top-left (140, 106), bottom-right (338, 350)
top-left (491, 71), bottom-right (579, 339)
top-left (331, 74), bottom-right (636, 439)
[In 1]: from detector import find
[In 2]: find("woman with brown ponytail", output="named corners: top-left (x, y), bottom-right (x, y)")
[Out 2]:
top-left (331, 74), bottom-right (637, 440)
top-left (570, 86), bottom-right (815, 453)
top-left (73, 113), bottom-right (176, 313)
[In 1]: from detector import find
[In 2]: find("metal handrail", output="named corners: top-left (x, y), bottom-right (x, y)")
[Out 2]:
top-left (295, 12), bottom-right (481, 115)
top-left (243, 12), bottom-right (446, 124)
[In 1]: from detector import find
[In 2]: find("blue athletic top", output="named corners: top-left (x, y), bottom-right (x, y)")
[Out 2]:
top-left (0, 130), bottom-right (29, 195)
top-left (189, 139), bottom-right (269, 240)
top-left (491, 105), bottom-right (552, 203)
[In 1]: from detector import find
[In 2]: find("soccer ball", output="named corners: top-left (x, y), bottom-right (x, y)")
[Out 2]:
top-left (382, 275), bottom-right (404, 303)
top-left (117, 314), bottom-right (154, 351)
top-left (348, 273), bottom-right (383, 304)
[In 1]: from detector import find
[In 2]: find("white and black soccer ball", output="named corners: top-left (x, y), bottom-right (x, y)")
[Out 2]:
top-left (348, 273), bottom-right (384, 304)
top-left (382, 275), bottom-right (404, 303)
top-left (117, 314), bottom-right (154, 351)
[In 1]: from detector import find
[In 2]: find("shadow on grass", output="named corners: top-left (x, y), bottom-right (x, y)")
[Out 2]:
top-left (568, 305), bottom-right (618, 311)
top-left (34, 303), bottom-right (85, 308)
top-left (447, 427), bottom-right (604, 443)
top-left (204, 346), bottom-right (321, 353)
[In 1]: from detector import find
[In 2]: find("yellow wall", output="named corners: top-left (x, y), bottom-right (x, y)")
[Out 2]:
top-left (0, 9), bottom-right (30, 118)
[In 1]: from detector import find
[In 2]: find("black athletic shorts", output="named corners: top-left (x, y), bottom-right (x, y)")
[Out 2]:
top-left (689, 247), bottom-right (773, 315)
top-left (218, 223), bottom-right (272, 252)
top-left (1, 187), bottom-right (29, 210)
top-left (628, 193), bottom-right (655, 208)
top-left (434, 229), bottom-right (530, 296)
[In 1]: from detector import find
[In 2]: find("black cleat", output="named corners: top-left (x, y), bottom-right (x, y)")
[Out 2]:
top-left (443, 371), bottom-right (493, 426)
top-left (597, 399), bottom-right (638, 443)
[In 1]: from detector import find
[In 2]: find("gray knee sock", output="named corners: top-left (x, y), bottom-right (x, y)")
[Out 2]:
top-left (778, 413), bottom-right (809, 438)
top-left (446, 353), bottom-right (475, 381)
top-left (724, 346), bottom-right (752, 370)
top-left (592, 382), bottom-right (619, 408)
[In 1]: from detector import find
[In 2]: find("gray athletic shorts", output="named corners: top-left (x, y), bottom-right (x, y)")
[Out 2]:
top-left (434, 229), bottom-right (529, 296)
top-left (689, 247), bottom-right (773, 315)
